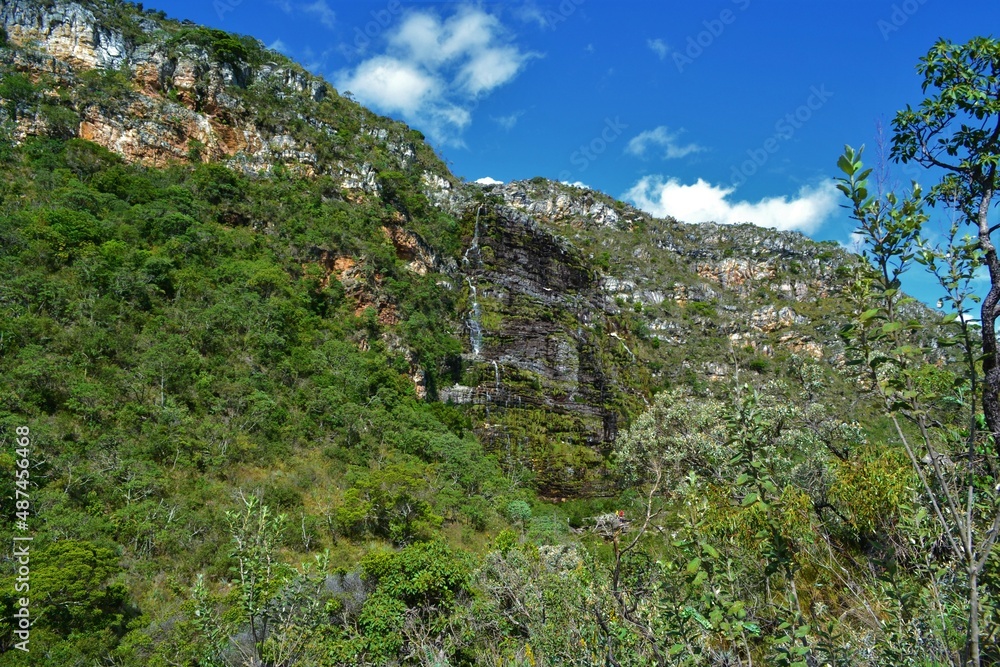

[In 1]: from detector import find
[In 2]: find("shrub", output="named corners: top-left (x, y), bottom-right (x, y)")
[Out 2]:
top-left (78, 68), bottom-right (133, 108)
top-left (64, 139), bottom-right (122, 177)
top-left (505, 499), bottom-right (532, 525)
top-left (169, 26), bottom-right (266, 68)
top-left (0, 72), bottom-right (37, 117)
top-left (40, 103), bottom-right (80, 138)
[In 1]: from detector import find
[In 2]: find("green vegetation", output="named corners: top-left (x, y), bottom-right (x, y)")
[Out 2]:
top-left (167, 26), bottom-right (269, 69)
top-left (0, 134), bottom-right (493, 662)
top-left (0, 4), bottom-right (997, 664)
top-left (822, 36), bottom-right (1000, 664)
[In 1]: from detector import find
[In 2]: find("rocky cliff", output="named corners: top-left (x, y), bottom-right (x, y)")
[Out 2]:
top-left (0, 0), bottom-right (445, 184)
top-left (0, 0), bottom-right (867, 494)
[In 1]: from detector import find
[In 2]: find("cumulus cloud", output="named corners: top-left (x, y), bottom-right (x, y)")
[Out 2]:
top-left (626, 126), bottom-right (704, 160)
top-left (624, 176), bottom-right (839, 233)
top-left (475, 176), bottom-right (504, 185)
top-left (336, 7), bottom-right (535, 145)
top-left (647, 38), bottom-right (669, 60)
top-left (338, 56), bottom-right (440, 117)
top-left (458, 45), bottom-right (526, 96)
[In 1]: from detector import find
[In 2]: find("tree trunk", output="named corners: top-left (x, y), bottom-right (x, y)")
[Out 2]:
top-left (979, 269), bottom-right (1000, 458)
top-left (977, 184), bottom-right (1000, 459)
top-left (968, 566), bottom-right (980, 667)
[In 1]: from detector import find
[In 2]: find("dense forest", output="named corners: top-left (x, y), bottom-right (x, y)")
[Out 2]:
top-left (0, 1), bottom-right (998, 665)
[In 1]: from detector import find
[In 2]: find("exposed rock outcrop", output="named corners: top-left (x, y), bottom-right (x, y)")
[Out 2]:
top-left (1, 0), bottom-right (129, 70)
top-left (0, 0), bottom-right (427, 185)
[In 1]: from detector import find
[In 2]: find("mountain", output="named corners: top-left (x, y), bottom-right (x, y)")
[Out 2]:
top-left (0, 2), bottom-right (959, 665)
top-left (0, 0), bottom-right (871, 496)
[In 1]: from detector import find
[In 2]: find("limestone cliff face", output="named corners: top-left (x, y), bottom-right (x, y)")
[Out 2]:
top-left (470, 180), bottom-right (854, 369)
top-left (440, 205), bottom-right (642, 495)
top-left (495, 179), bottom-right (636, 230)
top-left (2, 0), bottom-right (130, 70)
top-left (415, 176), bottom-right (862, 492)
top-left (0, 0), bottom-right (441, 188)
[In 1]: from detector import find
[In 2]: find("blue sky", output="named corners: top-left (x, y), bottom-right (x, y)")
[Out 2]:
top-left (153, 0), bottom-right (999, 263)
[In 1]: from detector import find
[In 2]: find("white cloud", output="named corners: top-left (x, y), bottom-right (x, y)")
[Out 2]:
top-left (624, 176), bottom-right (839, 233)
top-left (626, 126), bottom-right (704, 160)
top-left (338, 56), bottom-right (440, 117)
top-left (476, 176), bottom-right (504, 185)
top-left (492, 111), bottom-right (524, 130)
top-left (336, 7), bottom-right (534, 145)
top-left (458, 45), bottom-right (526, 96)
top-left (267, 39), bottom-right (289, 54)
top-left (515, 3), bottom-right (547, 28)
top-left (514, 1), bottom-right (578, 30)
top-left (302, 0), bottom-right (335, 29)
top-left (647, 38), bottom-right (669, 60)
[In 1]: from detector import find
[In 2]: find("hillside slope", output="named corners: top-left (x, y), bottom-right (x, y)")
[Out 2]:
top-left (0, 2), bottom-right (955, 665)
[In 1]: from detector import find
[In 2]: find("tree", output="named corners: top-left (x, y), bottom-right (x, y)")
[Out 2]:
top-left (190, 494), bottom-right (333, 666)
top-left (607, 382), bottom-right (868, 666)
top-left (837, 141), bottom-right (1000, 666)
top-left (25, 540), bottom-right (130, 637)
top-left (226, 492), bottom-right (289, 662)
top-left (890, 37), bottom-right (1000, 454)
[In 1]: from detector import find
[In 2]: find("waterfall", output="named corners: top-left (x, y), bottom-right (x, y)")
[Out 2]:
top-left (463, 205), bottom-right (482, 266)
top-left (467, 277), bottom-right (483, 357)
top-left (492, 360), bottom-right (500, 389)
top-left (465, 206), bottom-right (485, 357)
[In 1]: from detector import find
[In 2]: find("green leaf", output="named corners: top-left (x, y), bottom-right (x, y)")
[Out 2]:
top-left (686, 557), bottom-right (702, 574)
top-left (869, 356), bottom-right (894, 368)
top-left (837, 154), bottom-right (855, 175)
top-left (742, 492), bottom-right (758, 507)
top-left (882, 322), bottom-right (903, 334)
top-left (859, 308), bottom-right (881, 323)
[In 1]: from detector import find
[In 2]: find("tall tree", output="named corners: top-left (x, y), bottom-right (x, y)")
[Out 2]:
top-left (890, 37), bottom-right (1000, 452)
